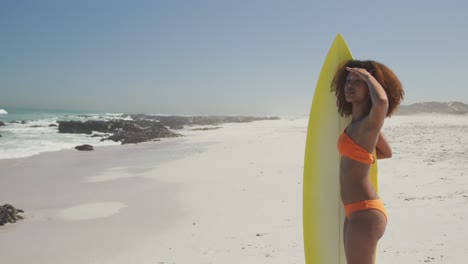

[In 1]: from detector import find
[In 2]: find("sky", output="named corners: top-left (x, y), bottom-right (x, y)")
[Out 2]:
top-left (1, 0), bottom-right (467, 116)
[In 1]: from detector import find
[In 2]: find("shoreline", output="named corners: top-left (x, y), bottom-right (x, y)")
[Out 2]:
top-left (0, 113), bottom-right (281, 160)
top-left (0, 118), bottom-right (306, 264)
top-left (1, 115), bottom-right (467, 263)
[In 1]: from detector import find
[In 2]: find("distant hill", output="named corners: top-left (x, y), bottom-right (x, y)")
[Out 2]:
top-left (396, 102), bottom-right (468, 115)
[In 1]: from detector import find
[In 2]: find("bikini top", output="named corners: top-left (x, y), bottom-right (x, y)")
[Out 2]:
top-left (337, 130), bottom-right (375, 165)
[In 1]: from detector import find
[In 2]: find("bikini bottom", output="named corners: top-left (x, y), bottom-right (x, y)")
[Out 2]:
top-left (344, 199), bottom-right (387, 220)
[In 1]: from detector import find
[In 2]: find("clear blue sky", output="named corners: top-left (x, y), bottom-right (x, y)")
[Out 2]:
top-left (1, 0), bottom-right (467, 115)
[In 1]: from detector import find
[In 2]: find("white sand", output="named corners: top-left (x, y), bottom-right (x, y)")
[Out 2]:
top-left (0, 115), bottom-right (467, 263)
top-left (58, 202), bottom-right (127, 221)
top-left (379, 114), bottom-right (468, 263)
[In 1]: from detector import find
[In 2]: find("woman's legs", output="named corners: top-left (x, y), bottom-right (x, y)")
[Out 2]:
top-left (343, 209), bottom-right (387, 264)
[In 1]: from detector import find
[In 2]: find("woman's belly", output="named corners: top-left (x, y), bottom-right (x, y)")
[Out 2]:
top-left (340, 157), bottom-right (379, 204)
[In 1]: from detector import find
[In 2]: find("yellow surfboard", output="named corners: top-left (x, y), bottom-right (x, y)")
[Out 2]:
top-left (303, 34), bottom-right (379, 264)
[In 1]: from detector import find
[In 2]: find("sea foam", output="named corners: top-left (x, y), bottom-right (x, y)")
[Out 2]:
top-left (0, 110), bottom-right (123, 160)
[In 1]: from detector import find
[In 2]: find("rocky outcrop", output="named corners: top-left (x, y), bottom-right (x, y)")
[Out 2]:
top-left (129, 115), bottom-right (280, 130)
top-left (75, 144), bottom-right (94, 151)
top-left (58, 120), bottom-right (114, 134)
top-left (105, 122), bottom-right (178, 144)
top-left (58, 120), bottom-right (180, 144)
top-left (57, 115), bottom-right (280, 144)
top-left (0, 121), bottom-right (5, 126)
top-left (0, 204), bottom-right (24, 225)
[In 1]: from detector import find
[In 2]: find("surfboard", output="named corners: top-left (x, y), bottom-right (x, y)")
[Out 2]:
top-left (303, 34), bottom-right (379, 264)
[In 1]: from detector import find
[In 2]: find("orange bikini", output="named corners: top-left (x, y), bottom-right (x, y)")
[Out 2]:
top-left (343, 199), bottom-right (387, 220)
top-left (338, 129), bottom-right (387, 220)
top-left (337, 131), bottom-right (375, 164)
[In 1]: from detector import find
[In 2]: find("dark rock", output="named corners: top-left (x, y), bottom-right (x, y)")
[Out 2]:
top-left (104, 121), bottom-right (179, 144)
top-left (58, 119), bottom-right (181, 144)
top-left (75, 144), bottom-right (94, 151)
top-left (0, 204), bottom-right (25, 225)
top-left (58, 120), bottom-right (110, 134)
top-left (130, 115), bottom-right (280, 129)
top-left (49, 124), bottom-right (58, 127)
top-left (58, 115), bottom-right (279, 145)
top-left (0, 121), bottom-right (5, 126)
top-left (21, 121), bottom-right (27, 124)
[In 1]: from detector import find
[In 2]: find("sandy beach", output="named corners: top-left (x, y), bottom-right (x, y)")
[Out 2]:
top-left (1, 115), bottom-right (467, 263)
top-left (379, 115), bottom-right (468, 263)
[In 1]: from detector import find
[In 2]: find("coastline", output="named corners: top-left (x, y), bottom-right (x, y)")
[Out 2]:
top-left (0, 110), bottom-right (279, 160)
top-left (1, 114), bottom-right (467, 263)
top-left (0, 118), bottom-right (306, 264)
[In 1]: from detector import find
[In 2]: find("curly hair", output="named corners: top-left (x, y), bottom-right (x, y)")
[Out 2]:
top-left (331, 60), bottom-right (404, 117)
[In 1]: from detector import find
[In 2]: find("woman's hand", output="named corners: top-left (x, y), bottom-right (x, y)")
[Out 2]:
top-left (376, 132), bottom-right (392, 159)
top-left (347, 66), bottom-right (389, 127)
top-left (346, 67), bottom-right (372, 81)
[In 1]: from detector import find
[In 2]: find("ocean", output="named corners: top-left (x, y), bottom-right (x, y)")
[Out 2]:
top-left (0, 108), bottom-right (127, 160)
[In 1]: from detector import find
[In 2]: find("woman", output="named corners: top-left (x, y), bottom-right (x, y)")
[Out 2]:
top-left (332, 60), bottom-right (404, 264)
